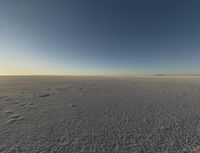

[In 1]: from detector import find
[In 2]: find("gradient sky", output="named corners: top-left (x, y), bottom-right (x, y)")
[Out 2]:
top-left (1, 0), bottom-right (200, 75)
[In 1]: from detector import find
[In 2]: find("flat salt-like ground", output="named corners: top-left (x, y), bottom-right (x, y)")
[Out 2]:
top-left (0, 76), bottom-right (200, 153)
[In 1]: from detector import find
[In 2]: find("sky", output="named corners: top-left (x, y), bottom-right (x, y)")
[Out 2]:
top-left (0, 0), bottom-right (200, 76)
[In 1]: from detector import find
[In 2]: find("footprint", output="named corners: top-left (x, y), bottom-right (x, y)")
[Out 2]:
top-left (18, 116), bottom-right (24, 121)
top-left (39, 94), bottom-right (51, 98)
top-left (6, 117), bottom-right (24, 124)
top-left (10, 114), bottom-right (20, 119)
top-left (6, 115), bottom-right (24, 124)
top-left (17, 103), bottom-right (26, 107)
top-left (4, 110), bottom-right (14, 114)
top-left (5, 98), bottom-right (12, 101)
top-left (28, 102), bottom-right (34, 106)
top-left (6, 118), bottom-right (17, 124)
top-left (27, 106), bottom-right (34, 111)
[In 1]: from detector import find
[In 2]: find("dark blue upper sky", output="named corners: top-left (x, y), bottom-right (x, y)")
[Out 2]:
top-left (1, 0), bottom-right (200, 75)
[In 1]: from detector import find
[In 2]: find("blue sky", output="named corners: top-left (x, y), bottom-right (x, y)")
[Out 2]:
top-left (1, 0), bottom-right (200, 75)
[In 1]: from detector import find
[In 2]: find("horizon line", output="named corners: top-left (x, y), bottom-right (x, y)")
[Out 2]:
top-left (0, 74), bottom-right (200, 77)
